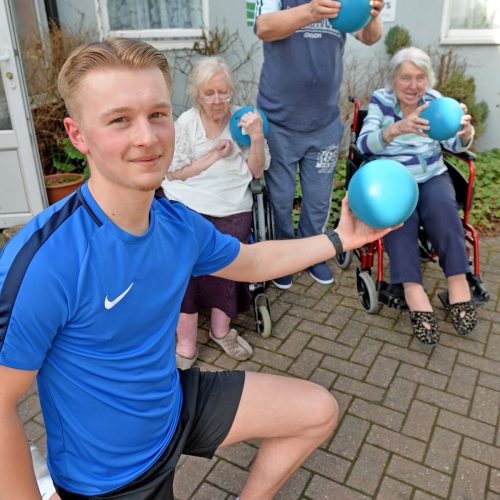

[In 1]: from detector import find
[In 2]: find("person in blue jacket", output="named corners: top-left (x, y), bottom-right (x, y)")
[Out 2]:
top-left (0, 38), bottom-right (394, 499)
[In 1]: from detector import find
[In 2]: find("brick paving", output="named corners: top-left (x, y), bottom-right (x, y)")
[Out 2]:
top-left (19, 236), bottom-right (500, 499)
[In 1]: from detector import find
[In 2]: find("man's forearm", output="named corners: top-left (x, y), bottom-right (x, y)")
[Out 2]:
top-left (255, 5), bottom-right (316, 41)
top-left (215, 196), bottom-right (396, 283)
top-left (356, 16), bottom-right (383, 45)
top-left (0, 410), bottom-right (41, 499)
top-left (215, 234), bottom-right (335, 283)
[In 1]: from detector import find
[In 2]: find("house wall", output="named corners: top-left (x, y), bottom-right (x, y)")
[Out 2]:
top-left (54, 0), bottom-right (499, 150)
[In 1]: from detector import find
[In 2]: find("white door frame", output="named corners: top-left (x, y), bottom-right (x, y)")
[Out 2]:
top-left (0, 0), bottom-right (47, 229)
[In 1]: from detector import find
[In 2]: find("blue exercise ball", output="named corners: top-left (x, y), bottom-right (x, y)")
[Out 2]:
top-left (230, 106), bottom-right (269, 147)
top-left (420, 97), bottom-right (464, 141)
top-left (348, 159), bottom-right (419, 229)
top-left (329, 0), bottom-right (372, 33)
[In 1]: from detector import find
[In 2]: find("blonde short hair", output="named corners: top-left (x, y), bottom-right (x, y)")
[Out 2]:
top-left (386, 46), bottom-right (436, 90)
top-left (58, 38), bottom-right (172, 117)
top-left (186, 56), bottom-right (235, 110)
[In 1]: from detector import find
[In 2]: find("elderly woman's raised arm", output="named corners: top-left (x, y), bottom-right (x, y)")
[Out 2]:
top-left (238, 109), bottom-right (271, 179)
top-left (166, 118), bottom-right (228, 182)
top-left (442, 105), bottom-right (475, 153)
top-left (246, 135), bottom-right (269, 179)
top-left (357, 92), bottom-right (431, 155)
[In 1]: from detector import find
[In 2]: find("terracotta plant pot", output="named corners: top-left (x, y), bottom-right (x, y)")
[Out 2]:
top-left (44, 173), bottom-right (85, 205)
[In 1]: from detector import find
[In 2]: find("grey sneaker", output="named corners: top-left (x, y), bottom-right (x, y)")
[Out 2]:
top-left (175, 348), bottom-right (198, 370)
top-left (209, 328), bottom-right (253, 360)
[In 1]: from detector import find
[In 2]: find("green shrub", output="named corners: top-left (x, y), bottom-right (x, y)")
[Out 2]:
top-left (384, 25), bottom-right (412, 56)
top-left (450, 149), bottom-right (500, 232)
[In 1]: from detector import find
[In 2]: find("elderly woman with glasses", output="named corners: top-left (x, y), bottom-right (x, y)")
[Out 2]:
top-left (162, 56), bottom-right (270, 368)
top-left (356, 46), bottom-right (476, 346)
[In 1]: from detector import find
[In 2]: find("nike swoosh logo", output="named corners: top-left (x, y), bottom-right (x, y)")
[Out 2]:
top-left (104, 282), bottom-right (134, 310)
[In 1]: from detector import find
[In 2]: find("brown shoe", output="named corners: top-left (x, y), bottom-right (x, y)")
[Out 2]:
top-left (450, 301), bottom-right (477, 336)
top-left (209, 328), bottom-right (253, 360)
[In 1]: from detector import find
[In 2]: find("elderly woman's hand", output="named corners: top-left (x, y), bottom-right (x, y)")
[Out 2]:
top-left (398, 102), bottom-right (430, 137)
top-left (214, 139), bottom-right (233, 159)
top-left (383, 102), bottom-right (430, 144)
top-left (458, 103), bottom-right (474, 145)
top-left (238, 111), bottom-right (265, 142)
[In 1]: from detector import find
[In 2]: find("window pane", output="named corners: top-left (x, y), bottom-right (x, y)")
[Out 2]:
top-left (450, 0), bottom-right (500, 29)
top-left (0, 78), bottom-right (12, 130)
top-left (107, 0), bottom-right (204, 30)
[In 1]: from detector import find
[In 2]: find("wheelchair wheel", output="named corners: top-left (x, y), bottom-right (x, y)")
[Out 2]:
top-left (357, 270), bottom-right (379, 313)
top-left (335, 250), bottom-right (353, 270)
top-left (257, 305), bottom-right (272, 338)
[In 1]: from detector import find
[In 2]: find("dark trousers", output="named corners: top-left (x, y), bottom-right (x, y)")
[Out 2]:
top-left (384, 172), bottom-right (469, 285)
top-left (54, 369), bottom-right (245, 499)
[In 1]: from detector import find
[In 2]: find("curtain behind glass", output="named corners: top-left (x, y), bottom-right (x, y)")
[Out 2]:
top-left (450, 0), bottom-right (500, 29)
top-left (108, 0), bottom-right (204, 30)
top-left (0, 77), bottom-right (12, 130)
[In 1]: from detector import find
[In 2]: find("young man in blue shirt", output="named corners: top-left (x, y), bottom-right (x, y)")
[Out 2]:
top-left (0, 39), bottom-right (393, 499)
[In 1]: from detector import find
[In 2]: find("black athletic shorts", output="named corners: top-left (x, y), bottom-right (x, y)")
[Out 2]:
top-left (55, 368), bottom-right (245, 499)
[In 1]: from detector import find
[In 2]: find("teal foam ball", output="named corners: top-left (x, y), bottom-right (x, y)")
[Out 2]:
top-left (329, 0), bottom-right (372, 33)
top-left (420, 97), bottom-right (464, 141)
top-left (230, 106), bottom-right (269, 147)
top-left (348, 159), bottom-right (419, 228)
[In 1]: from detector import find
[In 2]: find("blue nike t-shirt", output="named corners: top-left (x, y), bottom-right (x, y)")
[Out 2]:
top-left (0, 183), bottom-right (240, 494)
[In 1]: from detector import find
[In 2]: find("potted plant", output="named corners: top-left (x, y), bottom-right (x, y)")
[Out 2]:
top-left (44, 138), bottom-right (88, 204)
top-left (20, 22), bottom-right (93, 205)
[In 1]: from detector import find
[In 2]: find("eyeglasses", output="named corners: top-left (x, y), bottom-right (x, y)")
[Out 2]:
top-left (199, 91), bottom-right (233, 103)
top-left (397, 75), bottom-right (427, 84)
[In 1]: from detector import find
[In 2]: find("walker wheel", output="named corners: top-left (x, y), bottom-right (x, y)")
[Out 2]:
top-left (357, 270), bottom-right (379, 313)
top-left (335, 250), bottom-right (353, 270)
top-left (257, 305), bottom-right (272, 338)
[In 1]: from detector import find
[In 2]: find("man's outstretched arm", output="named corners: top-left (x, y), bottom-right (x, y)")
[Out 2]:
top-left (0, 365), bottom-right (41, 499)
top-left (215, 196), bottom-right (397, 283)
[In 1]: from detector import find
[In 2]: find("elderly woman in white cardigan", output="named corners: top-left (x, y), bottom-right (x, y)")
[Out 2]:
top-left (162, 56), bottom-right (270, 368)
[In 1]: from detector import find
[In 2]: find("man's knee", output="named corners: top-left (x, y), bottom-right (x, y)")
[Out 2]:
top-left (306, 383), bottom-right (339, 436)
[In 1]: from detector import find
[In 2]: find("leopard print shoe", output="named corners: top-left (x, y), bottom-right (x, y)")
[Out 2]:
top-left (450, 301), bottom-right (477, 336)
top-left (409, 311), bottom-right (440, 345)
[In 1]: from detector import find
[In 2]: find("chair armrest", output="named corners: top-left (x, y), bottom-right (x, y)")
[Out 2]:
top-left (442, 148), bottom-right (476, 162)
